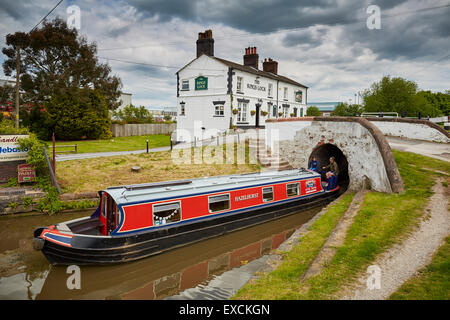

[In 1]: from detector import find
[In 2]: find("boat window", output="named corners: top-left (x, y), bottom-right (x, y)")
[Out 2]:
top-left (286, 183), bottom-right (299, 197)
top-left (209, 194), bottom-right (230, 212)
top-left (262, 187), bottom-right (274, 202)
top-left (101, 193), bottom-right (107, 218)
top-left (153, 202), bottom-right (181, 226)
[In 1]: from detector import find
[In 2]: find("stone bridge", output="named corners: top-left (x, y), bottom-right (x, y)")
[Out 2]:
top-left (257, 117), bottom-right (406, 193)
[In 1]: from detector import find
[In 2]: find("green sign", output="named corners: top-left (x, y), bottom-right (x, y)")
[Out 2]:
top-left (195, 76), bottom-right (208, 90)
top-left (295, 91), bottom-right (303, 103)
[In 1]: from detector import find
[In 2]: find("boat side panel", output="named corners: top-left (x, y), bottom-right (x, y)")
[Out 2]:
top-left (116, 177), bottom-right (323, 235)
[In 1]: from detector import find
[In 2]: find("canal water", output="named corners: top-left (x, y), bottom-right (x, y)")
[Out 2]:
top-left (0, 206), bottom-right (322, 300)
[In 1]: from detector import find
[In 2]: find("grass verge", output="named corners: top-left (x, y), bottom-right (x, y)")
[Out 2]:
top-left (47, 134), bottom-right (170, 154)
top-left (389, 236), bottom-right (450, 300)
top-left (232, 192), bottom-right (356, 299)
top-left (233, 150), bottom-right (450, 299)
top-left (56, 142), bottom-right (260, 193)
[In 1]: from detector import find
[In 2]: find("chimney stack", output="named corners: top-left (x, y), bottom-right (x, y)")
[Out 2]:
top-left (196, 29), bottom-right (214, 58)
top-left (263, 57), bottom-right (278, 74)
top-left (243, 46), bottom-right (259, 69)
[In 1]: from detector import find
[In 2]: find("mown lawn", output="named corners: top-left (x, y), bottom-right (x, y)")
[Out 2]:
top-left (46, 134), bottom-right (170, 154)
top-left (56, 142), bottom-right (260, 193)
top-left (233, 150), bottom-right (450, 300)
top-left (389, 236), bottom-right (450, 300)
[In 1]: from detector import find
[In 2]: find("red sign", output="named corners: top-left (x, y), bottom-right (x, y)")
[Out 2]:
top-left (18, 164), bottom-right (36, 185)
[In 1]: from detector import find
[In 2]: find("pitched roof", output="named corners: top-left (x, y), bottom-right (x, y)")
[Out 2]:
top-left (212, 56), bottom-right (308, 88)
top-left (176, 54), bottom-right (308, 88)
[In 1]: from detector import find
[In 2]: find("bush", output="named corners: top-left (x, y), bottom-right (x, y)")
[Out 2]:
top-left (17, 133), bottom-right (48, 175)
top-left (306, 106), bottom-right (321, 116)
top-left (0, 118), bottom-right (29, 135)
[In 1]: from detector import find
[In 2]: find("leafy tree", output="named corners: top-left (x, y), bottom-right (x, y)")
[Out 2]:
top-left (2, 18), bottom-right (122, 139)
top-left (45, 88), bottom-right (112, 140)
top-left (112, 104), bottom-right (154, 124)
top-left (2, 18), bottom-right (122, 109)
top-left (306, 105), bottom-right (321, 116)
top-left (362, 76), bottom-right (440, 117)
top-left (416, 90), bottom-right (450, 116)
top-left (331, 103), bottom-right (364, 116)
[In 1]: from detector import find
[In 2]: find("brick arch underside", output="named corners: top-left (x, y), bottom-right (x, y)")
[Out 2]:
top-left (277, 121), bottom-right (402, 193)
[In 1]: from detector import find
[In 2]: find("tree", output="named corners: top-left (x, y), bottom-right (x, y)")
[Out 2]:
top-left (112, 104), bottom-right (154, 124)
top-left (331, 103), bottom-right (364, 116)
top-left (2, 18), bottom-right (122, 139)
top-left (416, 90), bottom-right (450, 116)
top-left (362, 76), bottom-right (440, 117)
top-left (306, 105), bottom-right (321, 116)
top-left (2, 18), bottom-right (122, 110)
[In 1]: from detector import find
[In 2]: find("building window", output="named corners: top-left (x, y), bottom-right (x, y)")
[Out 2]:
top-left (209, 194), bottom-right (230, 212)
top-left (284, 87), bottom-right (288, 100)
top-left (237, 101), bottom-right (248, 122)
top-left (237, 76), bottom-right (243, 93)
top-left (283, 105), bottom-right (289, 118)
top-left (215, 105), bottom-right (224, 117)
top-left (181, 80), bottom-right (189, 91)
top-left (153, 202), bottom-right (181, 226)
top-left (268, 83), bottom-right (273, 97)
top-left (293, 107), bottom-right (298, 117)
top-left (286, 183), bottom-right (299, 197)
top-left (262, 187), bottom-right (274, 202)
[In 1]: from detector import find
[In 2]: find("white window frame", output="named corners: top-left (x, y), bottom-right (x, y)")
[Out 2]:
top-left (268, 83), bottom-right (273, 97)
top-left (152, 201), bottom-right (182, 226)
top-left (214, 105), bottom-right (224, 117)
top-left (284, 87), bottom-right (288, 100)
top-left (237, 101), bottom-right (248, 122)
top-left (286, 183), bottom-right (300, 197)
top-left (283, 105), bottom-right (289, 118)
top-left (208, 193), bottom-right (231, 213)
top-left (262, 187), bottom-right (274, 202)
top-left (237, 76), bottom-right (243, 92)
top-left (181, 80), bottom-right (189, 91)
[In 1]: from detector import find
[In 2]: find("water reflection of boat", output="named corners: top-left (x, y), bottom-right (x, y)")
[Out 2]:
top-left (34, 169), bottom-right (339, 265)
top-left (36, 207), bottom-right (319, 300)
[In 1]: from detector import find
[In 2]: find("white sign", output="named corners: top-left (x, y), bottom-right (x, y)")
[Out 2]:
top-left (0, 135), bottom-right (29, 162)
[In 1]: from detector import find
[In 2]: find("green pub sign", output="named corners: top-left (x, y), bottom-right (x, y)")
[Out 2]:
top-left (195, 76), bottom-right (208, 90)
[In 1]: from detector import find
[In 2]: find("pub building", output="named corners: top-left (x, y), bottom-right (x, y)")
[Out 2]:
top-left (175, 30), bottom-right (308, 142)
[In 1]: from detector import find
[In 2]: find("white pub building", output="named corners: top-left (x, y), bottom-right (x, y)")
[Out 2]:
top-left (176, 30), bottom-right (308, 142)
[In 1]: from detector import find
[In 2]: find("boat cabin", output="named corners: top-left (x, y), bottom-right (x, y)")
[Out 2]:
top-left (83, 169), bottom-right (324, 237)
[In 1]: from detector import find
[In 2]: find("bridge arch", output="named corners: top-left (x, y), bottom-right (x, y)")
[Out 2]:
top-left (264, 117), bottom-right (404, 193)
top-left (309, 143), bottom-right (349, 189)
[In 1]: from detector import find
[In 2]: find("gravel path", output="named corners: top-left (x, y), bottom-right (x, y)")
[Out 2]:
top-left (341, 179), bottom-right (449, 300)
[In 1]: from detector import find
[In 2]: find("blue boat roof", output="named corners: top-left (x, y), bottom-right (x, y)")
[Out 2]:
top-left (104, 169), bottom-right (320, 205)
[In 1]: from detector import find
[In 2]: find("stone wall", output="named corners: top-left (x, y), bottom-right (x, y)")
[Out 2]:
top-left (110, 123), bottom-right (176, 137)
top-left (367, 117), bottom-right (450, 143)
top-left (265, 117), bottom-right (404, 193)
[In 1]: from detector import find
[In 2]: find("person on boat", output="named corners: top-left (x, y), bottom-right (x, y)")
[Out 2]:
top-left (322, 157), bottom-right (339, 190)
top-left (308, 157), bottom-right (319, 172)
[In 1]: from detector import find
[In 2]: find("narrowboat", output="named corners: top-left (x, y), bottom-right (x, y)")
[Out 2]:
top-left (33, 169), bottom-right (340, 265)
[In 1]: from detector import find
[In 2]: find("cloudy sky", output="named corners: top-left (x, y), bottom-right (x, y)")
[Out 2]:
top-left (0, 0), bottom-right (449, 108)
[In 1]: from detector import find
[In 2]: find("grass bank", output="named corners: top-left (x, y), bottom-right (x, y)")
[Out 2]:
top-left (56, 142), bottom-right (260, 193)
top-left (47, 134), bottom-right (170, 154)
top-left (389, 236), bottom-right (450, 300)
top-left (233, 150), bottom-right (450, 299)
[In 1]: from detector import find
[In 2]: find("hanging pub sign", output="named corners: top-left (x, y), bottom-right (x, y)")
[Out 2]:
top-left (195, 76), bottom-right (208, 90)
top-left (18, 163), bottom-right (36, 186)
top-left (295, 91), bottom-right (303, 103)
top-left (0, 135), bottom-right (29, 162)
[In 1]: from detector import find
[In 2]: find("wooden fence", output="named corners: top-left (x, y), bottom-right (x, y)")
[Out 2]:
top-left (110, 123), bottom-right (176, 137)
